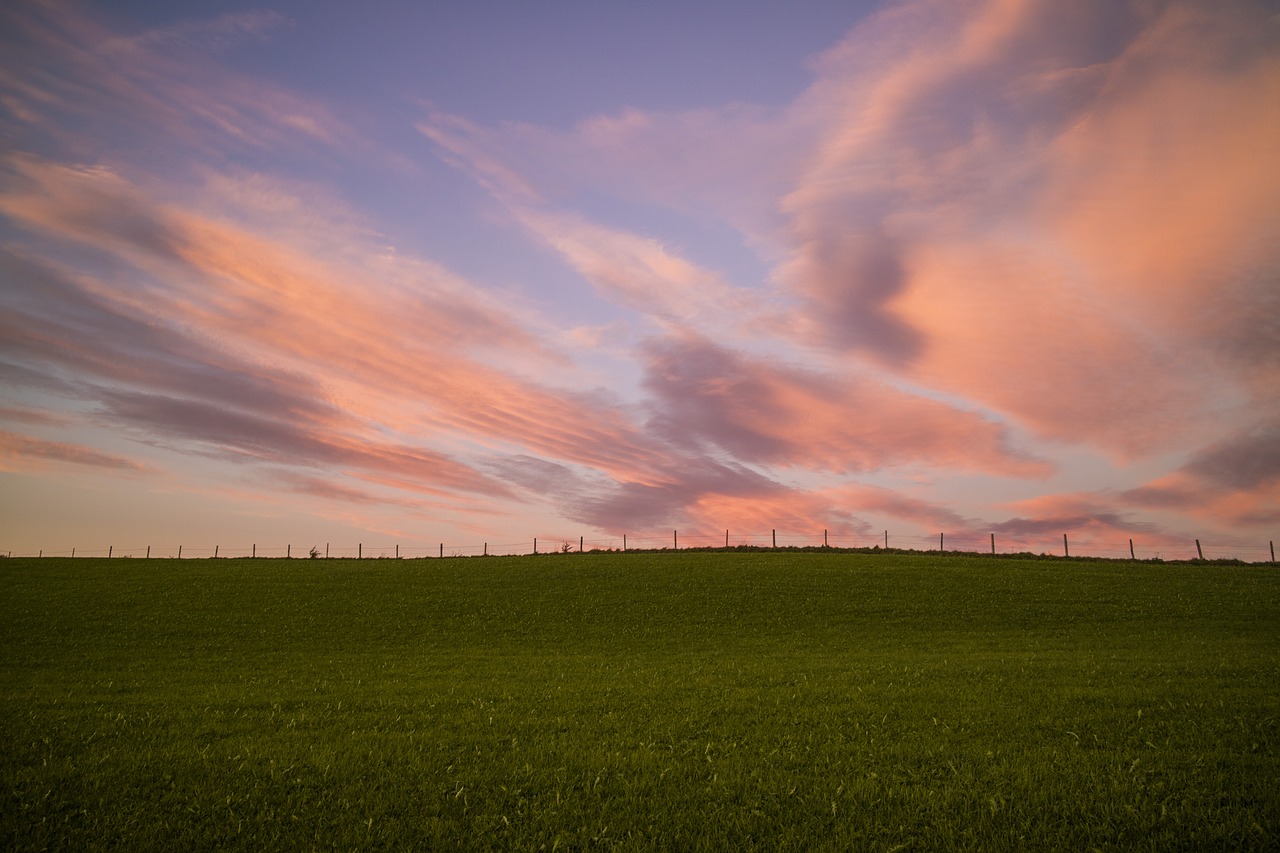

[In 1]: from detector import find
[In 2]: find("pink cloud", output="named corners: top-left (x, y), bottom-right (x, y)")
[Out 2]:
top-left (772, 0), bottom-right (1280, 458)
top-left (0, 152), bottom-right (690, 510)
top-left (996, 491), bottom-right (1171, 547)
top-left (412, 2), bottom-right (1280, 467)
top-left (683, 488), bottom-right (873, 542)
top-left (641, 334), bottom-right (1049, 477)
top-left (682, 480), bottom-right (985, 545)
top-left (0, 429), bottom-right (145, 472)
top-left (1120, 426), bottom-right (1280, 530)
top-left (4, 0), bottom-right (1276, 550)
top-left (826, 482), bottom-right (978, 533)
top-left (512, 208), bottom-right (761, 333)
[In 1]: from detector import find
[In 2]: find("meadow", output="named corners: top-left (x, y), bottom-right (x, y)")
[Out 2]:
top-left (1, 551), bottom-right (1277, 850)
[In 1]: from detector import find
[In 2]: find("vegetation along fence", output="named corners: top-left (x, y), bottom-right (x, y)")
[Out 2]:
top-left (3, 530), bottom-right (1276, 563)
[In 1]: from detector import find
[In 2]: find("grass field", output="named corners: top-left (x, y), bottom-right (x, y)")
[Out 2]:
top-left (1, 552), bottom-right (1277, 850)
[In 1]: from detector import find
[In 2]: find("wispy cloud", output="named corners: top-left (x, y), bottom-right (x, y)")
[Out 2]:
top-left (640, 333), bottom-right (1048, 477)
top-left (105, 10), bottom-right (288, 54)
top-left (1, 2), bottom-right (354, 159)
top-left (0, 429), bottom-right (144, 472)
top-left (0, 150), bottom-right (693, 514)
top-left (513, 208), bottom-right (762, 333)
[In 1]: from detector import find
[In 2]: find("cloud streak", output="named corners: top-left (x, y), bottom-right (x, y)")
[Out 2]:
top-left (0, 429), bottom-right (145, 472)
top-left (640, 334), bottom-right (1048, 477)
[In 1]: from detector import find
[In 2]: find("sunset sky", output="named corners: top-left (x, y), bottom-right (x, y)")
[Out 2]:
top-left (2, 0), bottom-right (1278, 559)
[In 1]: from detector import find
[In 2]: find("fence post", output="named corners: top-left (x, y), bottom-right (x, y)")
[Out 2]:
top-left (1130, 539), bottom-right (1135, 560)
top-left (440, 543), bottom-right (443, 558)
top-left (72, 548), bottom-right (75, 557)
top-left (726, 529), bottom-right (729, 548)
top-left (824, 529), bottom-right (828, 547)
top-left (884, 530), bottom-right (888, 549)
top-left (940, 532), bottom-right (944, 552)
top-left (326, 543), bottom-right (330, 558)
top-left (534, 538), bottom-right (538, 554)
top-left (252, 543), bottom-right (256, 558)
top-left (674, 530), bottom-right (678, 550)
top-left (215, 545), bottom-right (218, 558)
top-left (178, 545), bottom-right (182, 559)
top-left (484, 543), bottom-right (488, 556)
top-left (108, 545), bottom-right (113, 558)
top-left (1272, 540), bottom-right (1275, 563)
top-left (287, 544), bottom-right (291, 559)
top-left (580, 536), bottom-right (584, 553)
top-left (358, 543), bottom-right (362, 559)
top-left (1063, 534), bottom-right (1068, 558)
top-left (990, 533), bottom-right (995, 554)
top-left (396, 544), bottom-right (399, 559)
top-left (623, 534), bottom-right (627, 551)
top-left (772, 529), bottom-right (777, 548)
top-left (146, 546), bottom-right (150, 559)
top-left (1196, 539), bottom-right (1204, 560)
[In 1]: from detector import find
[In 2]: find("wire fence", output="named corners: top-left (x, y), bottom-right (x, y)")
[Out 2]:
top-left (3, 529), bottom-right (1276, 563)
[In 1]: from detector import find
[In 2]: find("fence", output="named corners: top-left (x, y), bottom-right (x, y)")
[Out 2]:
top-left (3, 530), bottom-right (1276, 563)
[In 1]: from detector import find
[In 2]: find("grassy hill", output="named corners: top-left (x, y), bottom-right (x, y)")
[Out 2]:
top-left (2, 552), bottom-right (1277, 849)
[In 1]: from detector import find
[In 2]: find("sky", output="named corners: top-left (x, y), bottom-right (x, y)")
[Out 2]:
top-left (1, 0), bottom-right (1278, 559)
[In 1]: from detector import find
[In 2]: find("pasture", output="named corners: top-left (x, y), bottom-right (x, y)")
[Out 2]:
top-left (1, 552), bottom-right (1277, 850)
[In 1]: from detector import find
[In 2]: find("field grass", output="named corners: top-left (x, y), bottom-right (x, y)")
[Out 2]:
top-left (1, 552), bottom-right (1277, 850)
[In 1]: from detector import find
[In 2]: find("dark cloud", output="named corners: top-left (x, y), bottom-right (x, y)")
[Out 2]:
top-left (797, 231), bottom-right (923, 364)
top-left (97, 389), bottom-right (511, 498)
top-left (96, 390), bottom-right (330, 463)
top-left (1182, 426), bottom-right (1280, 491)
top-left (992, 513), bottom-right (1163, 539)
top-left (1118, 482), bottom-right (1195, 512)
top-left (641, 336), bottom-right (789, 460)
top-left (1122, 426), bottom-right (1280, 514)
top-left (485, 454), bottom-right (600, 498)
top-left (1, 249), bottom-right (511, 499)
top-left (1220, 282), bottom-right (1280, 371)
top-left (0, 245), bottom-right (337, 412)
top-left (0, 249), bottom-right (334, 420)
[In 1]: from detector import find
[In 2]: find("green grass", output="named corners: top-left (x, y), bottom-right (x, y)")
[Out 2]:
top-left (1, 552), bottom-right (1277, 850)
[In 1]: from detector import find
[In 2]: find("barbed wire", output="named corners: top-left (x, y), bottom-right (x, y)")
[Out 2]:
top-left (3, 530), bottom-right (1275, 563)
